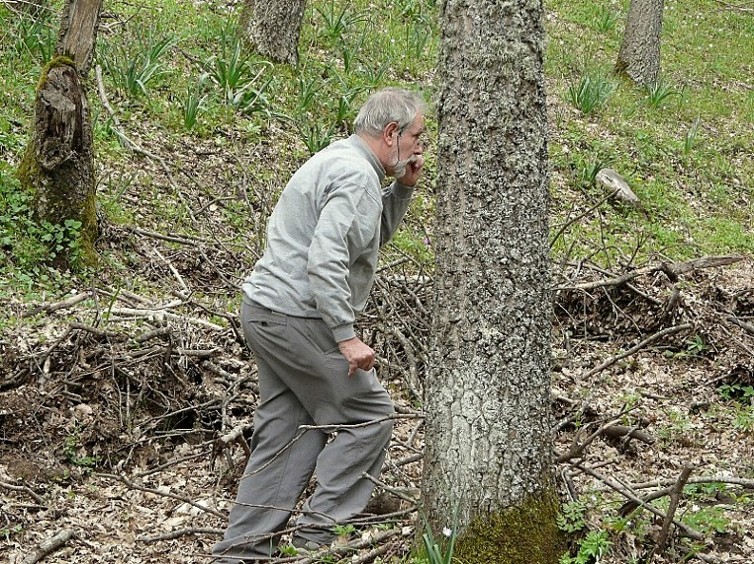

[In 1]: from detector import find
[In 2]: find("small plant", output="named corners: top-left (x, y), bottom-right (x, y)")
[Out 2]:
top-left (421, 525), bottom-right (456, 564)
top-left (557, 500), bottom-right (588, 533)
top-left (592, 5), bottom-right (618, 33)
top-left (15, 15), bottom-right (56, 63)
top-left (278, 544), bottom-right (298, 556)
top-left (331, 523), bottom-right (356, 537)
top-left (683, 117), bottom-right (702, 155)
top-left (180, 79), bottom-right (208, 130)
top-left (315, 0), bottom-right (367, 43)
top-left (567, 73), bottom-right (615, 115)
top-left (103, 31), bottom-right (175, 99)
top-left (295, 74), bottom-right (320, 115)
top-left (127, 35), bottom-right (173, 97)
top-left (298, 122), bottom-right (337, 154)
top-left (405, 24), bottom-right (433, 61)
top-left (208, 39), bottom-right (273, 115)
top-left (645, 79), bottom-right (679, 108)
top-left (63, 434), bottom-right (99, 468)
top-left (681, 505), bottom-right (731, 535)
top-left (578, 157), bottom-right (610, 186)
top-left (718, 383), bottom-right (754, 403)
top-left (733, 405), bottom-right (754, 432)
top-left (560, 529), bottom-right (611, 564)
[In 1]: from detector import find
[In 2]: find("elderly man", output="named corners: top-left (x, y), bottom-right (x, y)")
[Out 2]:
top-left (213, 87), bottom-right (426, 562)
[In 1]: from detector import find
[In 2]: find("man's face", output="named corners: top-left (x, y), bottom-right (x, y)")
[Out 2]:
top-left (391, 114), bottom-right (425, 177)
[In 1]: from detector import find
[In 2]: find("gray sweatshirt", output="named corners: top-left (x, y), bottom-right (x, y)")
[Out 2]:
top-left (242, 134), bottom-right (414, 342)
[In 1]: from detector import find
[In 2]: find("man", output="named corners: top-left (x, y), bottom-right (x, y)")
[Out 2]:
top-left (213, 87), bottom-right (426, 562)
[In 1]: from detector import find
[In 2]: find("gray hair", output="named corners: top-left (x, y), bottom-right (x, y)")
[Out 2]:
top-left (353, 87), bottom-right (427, 136)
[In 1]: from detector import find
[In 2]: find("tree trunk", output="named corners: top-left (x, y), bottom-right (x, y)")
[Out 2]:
top-left (615, 0), bottom-right (664, 86)
top-left (238, 0), bottom-right (306, 65)
top-left (17, 0), bottom-right (102, 268)
top-left (422, 0), bottom-right (559, 563)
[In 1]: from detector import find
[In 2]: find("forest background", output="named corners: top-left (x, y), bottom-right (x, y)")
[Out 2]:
top-left (1, 0), bottom-right (753, 563)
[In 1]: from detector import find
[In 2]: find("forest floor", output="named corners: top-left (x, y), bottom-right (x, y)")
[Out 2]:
top-left (1, 169), bottom-right (753, 564)
top-left (2, 1), bottom-right (754, 560)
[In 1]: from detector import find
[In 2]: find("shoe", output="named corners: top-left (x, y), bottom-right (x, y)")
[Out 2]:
top-left (291, 537), bottom-right (323, 555)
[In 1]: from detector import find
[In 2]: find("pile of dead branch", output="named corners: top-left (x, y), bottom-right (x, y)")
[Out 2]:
top-left (554, 255), bottom-right (754, 381)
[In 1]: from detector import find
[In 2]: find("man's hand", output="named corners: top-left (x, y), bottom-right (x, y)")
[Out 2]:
top-left (397, 154), bottom-right (425, 187)
top-left (338, 336), bottom-right (376, 377)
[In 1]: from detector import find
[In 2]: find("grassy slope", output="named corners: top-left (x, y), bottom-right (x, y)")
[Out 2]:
top-left (547, 0), bottom-right (754, 262)
top-left (1, 0), bottom-right (752, 301)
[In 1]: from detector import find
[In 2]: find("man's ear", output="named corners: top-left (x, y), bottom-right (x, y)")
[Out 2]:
top-left (384, 121), bottom-right (399, 145)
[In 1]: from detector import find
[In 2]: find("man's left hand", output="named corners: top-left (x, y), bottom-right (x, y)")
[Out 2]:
top-left (397, 155), bottom-right (425, 187)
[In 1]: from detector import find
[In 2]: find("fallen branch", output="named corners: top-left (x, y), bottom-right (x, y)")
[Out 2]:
top-left (0, 480), bottom-right (47, 506)
top-left (108, 306), bottom-right (224, 331)
top-left (97, 473), bottom-right (226, 519)
top-left (657, 465), bottom-right (693, 554)
top-left (585, 323), bottom-right (693, 378)
top-left (570, 462), bottom-right (705, 541)
top-left (138, 527), bottom-right (223, 542)
top-left (615, 475), bottom-right (754, 492)
top-left (602, 424), bottom-right (655, 444)
top-left (23, 291), bottom-right (91, 317)
top-left (22, 529), bottom-right (77, 564)
top-left (557, 256), bottom-right (743, 292)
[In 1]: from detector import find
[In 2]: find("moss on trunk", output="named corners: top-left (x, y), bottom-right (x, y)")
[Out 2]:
top-left (17, 55), bottom-right (98, 268)
top-left (451, 488), bottom-right (565, 564)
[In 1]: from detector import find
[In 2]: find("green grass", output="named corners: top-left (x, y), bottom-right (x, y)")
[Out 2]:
top-left (1, 0), bottom-right (752, 284)
top-left (546, 0), bottom-right (754, 262)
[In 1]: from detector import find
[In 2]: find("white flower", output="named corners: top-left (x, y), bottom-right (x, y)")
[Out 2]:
top-left (442, 527), bottom-right (452, 538)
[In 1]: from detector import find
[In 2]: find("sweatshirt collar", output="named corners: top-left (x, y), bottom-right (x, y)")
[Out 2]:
top-left (348, 134), bottom-right (386, 182)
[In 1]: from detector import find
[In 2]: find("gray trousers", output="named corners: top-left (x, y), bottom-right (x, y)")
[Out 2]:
top-left (212, 299), bottom-right (394, 562)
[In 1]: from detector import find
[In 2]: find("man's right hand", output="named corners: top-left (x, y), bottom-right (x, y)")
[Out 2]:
top-left (338, 336), bottom-right (376, 377)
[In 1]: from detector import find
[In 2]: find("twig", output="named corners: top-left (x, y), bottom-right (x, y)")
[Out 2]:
top-left (615, 475), bottom-right (754, 491)
top-left (108, 306), bottom-right (224, 331)
top-left (97, 473), bottom-right (225, 519)
top-left (361, 472), bottom-right (420, 504)
top-left (557, 256), bottom-right (743, 291)
top-left (126, 226), bottom-right (203, 246)
top-left (584, 323), bottom-right (693, 378)
top-left (601, 424), bottom-right (655, 444)
top-left (23, 291), bottom-right (91, 317)
top-left (153, 247), bottom-right (190, 297)
top-left (550, 191), bottom-right (617, 249)
top-left (657, 464), bottom-right (693, 554)
top-left (714, 0), bottom-right (754, 13)
top-left (724, 314), bottom-right (754, 335)
top-left (0, 480), bottom-right (47, 506)
top-left (570, 461), bottom-right (704, 541)
top-left (22, 529), bottom-right (77, 564)
top-left (95, 65), bottom-right (135, 150)
top-left (138, 527), bottom-right (223, 542)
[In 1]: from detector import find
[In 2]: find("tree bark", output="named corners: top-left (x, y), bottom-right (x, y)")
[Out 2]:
top-left (238, 0), bottom-right (306, 65)
top-left (421, 0), bottom-right (559, 562)
top-left (56, 0), bottom-right (101, 76)
top-left (17, 0), bottom-right (102, 268)
top-left (615, 0), bottom-right (665, 86)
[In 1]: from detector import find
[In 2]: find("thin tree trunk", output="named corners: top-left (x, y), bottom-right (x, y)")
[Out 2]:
top-left (238, 0), bottom-right (306, 65)
top-left (17, 0), bottom-right (102, 268)
top-left (616, 0), bottom-right (665, 86)
top-left (421, 0), bottom-right (559, 562)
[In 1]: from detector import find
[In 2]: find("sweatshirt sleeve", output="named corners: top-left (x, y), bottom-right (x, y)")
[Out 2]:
top-left (380, 180), bottom-right (414, 247)
top-left (307, 183), bottom-right (381, 342)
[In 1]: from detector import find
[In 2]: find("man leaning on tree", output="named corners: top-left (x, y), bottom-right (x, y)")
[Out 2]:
top-left (212, 87), bottom-right (427, 563)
